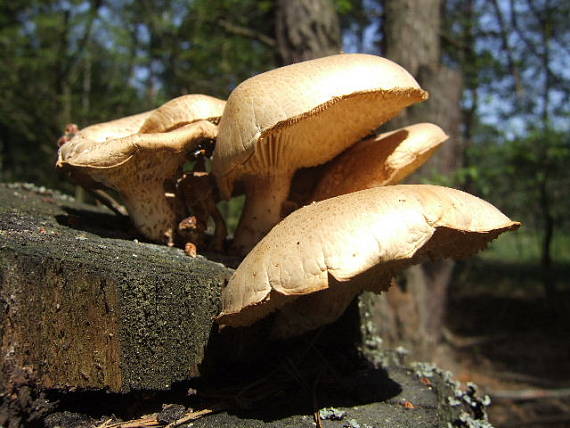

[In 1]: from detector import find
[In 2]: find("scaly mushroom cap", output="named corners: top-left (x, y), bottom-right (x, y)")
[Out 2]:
top-left (213, 53), bottom-right (428, 198)
top-left (311, 123), bottom-right (448, 201)
top-left (57, 95), bottom-right (226, 243)
top-left (217, 185), bottom-right (520, 337)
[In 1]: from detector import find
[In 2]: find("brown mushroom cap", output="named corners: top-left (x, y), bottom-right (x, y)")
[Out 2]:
top-left (57, 95), bottom-right (226, 243)
top-left (311, 123), bottom-right (448, 201)
top-left (217, 184), bottom-right (520, 337)
top-left (212, 53), bottom-right (428, 254)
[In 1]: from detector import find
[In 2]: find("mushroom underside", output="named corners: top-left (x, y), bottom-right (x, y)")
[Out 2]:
top-left (220, 90), bottom-right (428, 255)
top-left (311, 123), bottom-right (447, 201)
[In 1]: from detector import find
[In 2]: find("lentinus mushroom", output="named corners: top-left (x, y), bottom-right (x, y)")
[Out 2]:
top-left (57, 94), bottom-right (226, 244)
top-left (212, 53), bottom-right (429, 256)
top-left (217, 185), bottom-right (520, 338)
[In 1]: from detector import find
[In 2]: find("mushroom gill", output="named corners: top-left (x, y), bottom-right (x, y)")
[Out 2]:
top-left (311, 123), bottom-right (448, 201)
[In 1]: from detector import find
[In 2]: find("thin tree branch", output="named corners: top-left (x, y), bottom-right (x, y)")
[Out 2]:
top-left (509, 0), bottom-right (541, 59)
top-left (63, 0), bottom-right (104, 82)
top-left (218, 19), bottom-right (276, 47)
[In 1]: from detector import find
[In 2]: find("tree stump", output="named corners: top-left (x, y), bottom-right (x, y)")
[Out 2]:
top-left (0, 183), bottom-right (232, 393)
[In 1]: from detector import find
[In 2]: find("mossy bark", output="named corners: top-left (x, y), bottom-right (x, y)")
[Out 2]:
top-left (0, 183), bottom-right (232, 393)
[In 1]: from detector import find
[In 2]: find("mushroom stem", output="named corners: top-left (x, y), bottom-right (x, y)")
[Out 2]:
top-left (232, 172), bottom-right (292, 256)
top-left (122, 180), bottom-right (179, 245)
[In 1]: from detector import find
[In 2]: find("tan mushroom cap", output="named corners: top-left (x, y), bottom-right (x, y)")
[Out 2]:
top-left (213, 53), bottom-right (428, 197)
top-left (311, 123), bottom-right (448, 201)
top-left (139, 94), bottom-right (227, 134)
top-left (57, 95), bottom-right (226, 243)
top-left (217, 184), bottom-right (520, 337)
top-left (71, 110), bottom-right (153, 145)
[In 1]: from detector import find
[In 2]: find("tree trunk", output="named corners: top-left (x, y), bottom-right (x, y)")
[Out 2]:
top-left (366, 0), bottom-right (463, 360)
top-left (275, 0), bottom-right (341, 66)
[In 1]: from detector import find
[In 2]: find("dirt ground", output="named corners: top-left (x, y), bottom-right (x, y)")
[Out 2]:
top-left (440, 259), bottom-right (570, 428)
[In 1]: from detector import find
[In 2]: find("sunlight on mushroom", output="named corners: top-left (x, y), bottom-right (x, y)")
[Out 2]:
top-left (217, 185), bottom-right (520, 338)
top-left (311, 123), bottom-right (448, 201)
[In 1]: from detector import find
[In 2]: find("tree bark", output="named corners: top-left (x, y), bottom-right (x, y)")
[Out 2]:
top-left (275, 0), bottom-right (341, 66)
top-left (367, 0), bottom-right (463, 359)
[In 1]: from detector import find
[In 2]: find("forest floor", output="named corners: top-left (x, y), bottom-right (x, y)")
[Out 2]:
top-left (442, 259), bottom-right (570, 428)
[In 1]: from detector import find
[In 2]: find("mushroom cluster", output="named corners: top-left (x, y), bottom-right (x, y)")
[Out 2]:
top-left (57, 94), bottom-right (226, 250)
top-left (212, 54), bottom-right (429, 256)
top-left (56, 54), bottom-right (520, 338)
top-left (211, 54), bottom-right (520, 337)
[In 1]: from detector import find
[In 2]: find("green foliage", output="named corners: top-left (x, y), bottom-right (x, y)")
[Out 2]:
top-left (0, 0), bottom-right (279, 190)
top-left (0, 0), bottom-right (147, 188)
top-left (481, 229), bottom-right (570, 264)
top-left (175, 0), bottom-right (275, 97)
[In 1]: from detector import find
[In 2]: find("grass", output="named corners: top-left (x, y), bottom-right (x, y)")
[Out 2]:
top-left (480, 228), bottom-right (570, 264)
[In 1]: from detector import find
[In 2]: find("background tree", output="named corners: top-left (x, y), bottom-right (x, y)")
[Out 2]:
top-left (364, 0), bottom-right (464, 359)
top-left (444, 0), bottom-right (570, 313)
top-left (275, 0), bottom-right (341, 65)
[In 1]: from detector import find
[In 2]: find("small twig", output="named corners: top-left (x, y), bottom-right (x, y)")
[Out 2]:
top-left (96, 408), bottom-right (216, 428)
top-left (164, 408), bottom-right (216, 428)
top-left (312, 372), bottom-right (324, 428)
top-left (314, 408), bottom-right (324, 428)
top-left (87, 188), bottom-right (128, 216)
top-left (491, 387), bottom-right (570, 401)
top-left (218, 19), bottom-right (276, 47)
top-left (502, 414), bottom-right (570, 427)
top-left (442, 327), bottom-right (507, 348)
top-left (96, 414), bottom-right (160, 428)
top-left (496, 371), bottom-right (568, 389)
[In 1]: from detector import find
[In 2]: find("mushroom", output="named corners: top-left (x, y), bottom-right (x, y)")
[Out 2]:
top-left (311, 123), bottom-right (448, 201)
top-left (59, 111), bottom-right (154, 148)
top-left (286, 122), bottom-right (447, 208)
top-left (212, 53), bottom-right (429, 255)
top-left (57, 94), bottom-right (226, 244)
top-left (138, 94), bottom-right (226, 134)
top-left (217, 185), bottom-right (520, 337)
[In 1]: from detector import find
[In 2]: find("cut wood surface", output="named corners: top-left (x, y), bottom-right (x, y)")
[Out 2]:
top-left (0, 183), bottom-right (232, 393)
